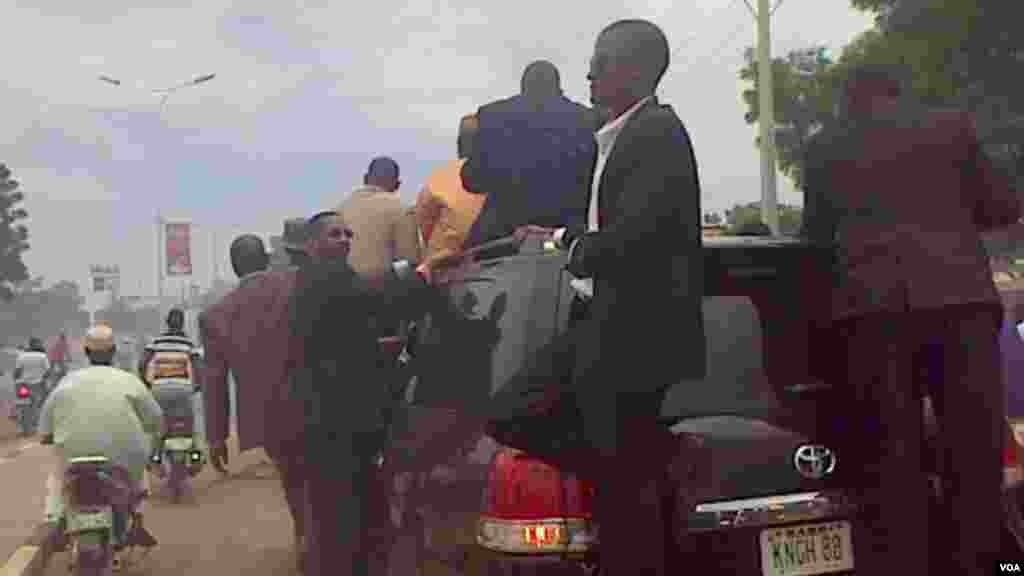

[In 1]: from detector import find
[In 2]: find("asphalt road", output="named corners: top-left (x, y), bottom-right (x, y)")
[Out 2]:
top-left (37, 440), bottom-right (300, 576)
top-left (2, 369), bottom-right (478, 576)
top-left (0, 435), bottom-right (52, 562)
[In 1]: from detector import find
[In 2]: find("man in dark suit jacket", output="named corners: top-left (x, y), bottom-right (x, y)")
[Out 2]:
top-left (461, 60), bottom-right (596, 248)
top-left (489, 20), bottom-right (705, 575)
top-left (288, 210), bottom-right (454, 576)
top-left (802, 63), bottom-right (1020, 574)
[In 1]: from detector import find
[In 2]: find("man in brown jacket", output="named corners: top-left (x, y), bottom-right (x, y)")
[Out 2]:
top-left (338, 156), bottom-right (421, 281)
top-left (803, 63), bottom-right (1020, 574)
top-left (199, 233), bottom-right (306, 569)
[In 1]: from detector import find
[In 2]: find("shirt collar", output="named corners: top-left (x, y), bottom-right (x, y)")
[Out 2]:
top-left (595, 96), bottom-right (652, 153)
top-left (238, 270), bottom-right (269, 286)
top-left (354, 184), bottom-right (389, 196)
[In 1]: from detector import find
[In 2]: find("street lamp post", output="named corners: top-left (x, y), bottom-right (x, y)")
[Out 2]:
top-left (98, 73), bottom-right (216, 314)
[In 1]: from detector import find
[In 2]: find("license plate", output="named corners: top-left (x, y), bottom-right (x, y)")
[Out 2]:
top-left (164, 437), bottom-right (193, 451)
top-left (167, 451), bottom-right (188, 464)
top-left (66, 507), bottom-right (113, 533)
top-left (14, 398), bottom-right (31, 406)
top-left (760, 521), bottom-right (854, 576)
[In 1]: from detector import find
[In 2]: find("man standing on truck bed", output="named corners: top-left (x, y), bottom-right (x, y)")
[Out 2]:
top-left (802, 62), bottom-right (1020, 574)
top-left (338, 156), bottom-right (421, 280)
top-left (415, 113), bottom-right (486, 262)
top-left (460, 60), bottom-right (595, 249)
top-left (491, 19), bottom-right (706, 575)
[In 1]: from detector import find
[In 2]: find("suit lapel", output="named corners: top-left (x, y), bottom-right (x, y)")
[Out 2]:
top-left (595, 97), bottom-right (659, 227)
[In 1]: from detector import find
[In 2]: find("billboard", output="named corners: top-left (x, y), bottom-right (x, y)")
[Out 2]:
top-left (165, 221), bottom-right (192, 276)
top-left (90, 265), bottom-right (120, 293)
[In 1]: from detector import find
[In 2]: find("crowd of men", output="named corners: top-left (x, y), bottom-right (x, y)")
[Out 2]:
top-left (31, 14), bottom-right (1021, 576)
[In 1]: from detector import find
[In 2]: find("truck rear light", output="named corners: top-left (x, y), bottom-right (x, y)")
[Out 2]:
top-left (477, 447), bottom-right (598, 554)
top-left (1006, 421), bottom-right (1023, 486)
top-left (16, 385), bottom-right (30, 398)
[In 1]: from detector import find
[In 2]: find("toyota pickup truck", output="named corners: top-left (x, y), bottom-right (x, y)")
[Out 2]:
top-left (389, 235), bottom-right (1024, 575)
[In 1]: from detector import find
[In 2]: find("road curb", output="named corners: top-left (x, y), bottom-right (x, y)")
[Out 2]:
top-left (0, 522), bottom-right (59, 576)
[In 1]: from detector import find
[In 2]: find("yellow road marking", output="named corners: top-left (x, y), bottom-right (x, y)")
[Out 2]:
top-left (0, 545), bottom-right (40, 576)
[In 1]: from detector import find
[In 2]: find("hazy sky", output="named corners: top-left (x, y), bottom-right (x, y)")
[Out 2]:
top-left (1, 1), bottom-right (873, 308)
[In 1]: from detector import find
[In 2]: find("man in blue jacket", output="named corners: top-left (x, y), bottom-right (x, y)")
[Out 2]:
top-left (461, 60), bottom-right (596, 249)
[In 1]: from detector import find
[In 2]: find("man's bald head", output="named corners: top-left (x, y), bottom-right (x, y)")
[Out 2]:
top-left (521, 60), bottom-right (562, 98)
top-left (458, 114), bottom-right (479, 158)
top-left (364, 156), bottom-right (401, 192)
top-left (229, 234), bottom-right (269, 279)
top-left (589, 19), bottom-right (670, 112)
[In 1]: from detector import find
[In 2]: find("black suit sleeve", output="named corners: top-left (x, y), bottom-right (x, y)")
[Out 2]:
top-left (351, 264), bottom-right (435, 323)
top-left (567, 116), bottom-right (700, 280)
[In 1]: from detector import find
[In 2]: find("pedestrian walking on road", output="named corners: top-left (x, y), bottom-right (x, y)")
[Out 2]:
top-left (289, 210), bottom-right (458, 576)
top-left (802, 62), bottom-right (1020, 574)
top-left (199, 234), bottom-right (307, 570)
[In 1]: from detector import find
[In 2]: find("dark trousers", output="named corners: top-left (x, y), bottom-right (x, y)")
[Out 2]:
top-left (832, 302), bottom-right (1004, 575)
top-left (303, 431), bottom-right (390, 576)
top-left (488, 324), bottom-right (677, 575)
top-left (265, 441), bottom-right (306, 542)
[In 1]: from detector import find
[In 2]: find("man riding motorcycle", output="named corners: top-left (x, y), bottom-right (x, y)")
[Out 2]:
top-left (138, 309), bottom-right (197, 388)
top-left (16, 337), bottom-right (51, 390)
top-left (11, 338), bottom-right (52, 428)
top-left (37, 324), bottom-right (162, 558)
top-left (137, 308), bottom-right (204, 469)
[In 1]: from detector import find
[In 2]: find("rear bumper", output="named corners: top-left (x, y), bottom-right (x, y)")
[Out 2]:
top-left (477, 551), bottom-right (592, 576)
top-left (480, 491), bottom-right (857, 575)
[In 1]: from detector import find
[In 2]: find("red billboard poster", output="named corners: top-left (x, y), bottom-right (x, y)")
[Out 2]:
top-left (165, 221), bottom-right (193, 276)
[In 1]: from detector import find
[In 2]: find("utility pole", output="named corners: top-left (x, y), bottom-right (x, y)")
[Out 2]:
top-left (743, 0), bottom-right (780, 235)
top-left (757, 0), bottom-right (779, 235)
top-left (156, 213), bottom-right (164, 312)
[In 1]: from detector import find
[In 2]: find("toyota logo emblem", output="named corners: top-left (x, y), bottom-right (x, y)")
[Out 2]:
top-left (793, 444), bottom-right (836, 480)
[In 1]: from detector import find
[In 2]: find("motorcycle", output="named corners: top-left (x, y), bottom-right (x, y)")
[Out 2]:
top-left (13, 379), bottom-right (44, 436)
top-left (142, 335), bottom-right (205, 502)
top-left (59, 454), bottom-right (153, 575)
top-left (149, 377), bottom-right (204, 502)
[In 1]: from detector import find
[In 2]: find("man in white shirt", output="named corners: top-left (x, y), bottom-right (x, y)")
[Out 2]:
top-left (38, 324), bottom-right (163, 528)
top-left (14, 337), bottom-right (51, 386)
top-left (493, 19), bottom-right (705, 575)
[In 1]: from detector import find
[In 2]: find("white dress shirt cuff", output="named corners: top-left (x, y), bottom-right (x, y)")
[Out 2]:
top-left (553, 228), bottom-right (568, 249)
top-left (392, 260), bottom-right (412, 280)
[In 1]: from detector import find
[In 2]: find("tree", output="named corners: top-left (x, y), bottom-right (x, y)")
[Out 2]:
top-left (0, 164), bottom-right (30, 300)
top-left (724, 202), bottom-right (804, 236)
top-left (842, 0), bottom-right (1024, 187)
top-left (0, 279), bottom-right (90, 346)
top-left (739, 46), bottom-right (839, 190)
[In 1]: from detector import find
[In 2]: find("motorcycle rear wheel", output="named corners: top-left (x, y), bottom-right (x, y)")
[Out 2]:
top-left (168, 461), bottom-right (187, 503)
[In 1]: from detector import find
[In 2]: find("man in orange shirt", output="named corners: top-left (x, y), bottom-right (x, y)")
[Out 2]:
top-left (415, 114), bottom-right (486, 261)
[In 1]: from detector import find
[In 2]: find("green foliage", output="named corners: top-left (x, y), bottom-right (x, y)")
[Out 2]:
top-left (842, 0), bottom-right (1024, 185)
top-left (739, 46), bottom-right (838, 190)
top-left (724, 202), bottom-right (804, 236)
top-left (0, 164), bottom-right (30, 300)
